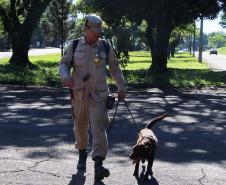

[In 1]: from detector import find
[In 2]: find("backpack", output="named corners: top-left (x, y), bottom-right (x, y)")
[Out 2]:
top-left (70, 38), bottom-right (110, 67)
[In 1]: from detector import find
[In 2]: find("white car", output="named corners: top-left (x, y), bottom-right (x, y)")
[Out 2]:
top-left (210, 48), bottom-right (217, 55)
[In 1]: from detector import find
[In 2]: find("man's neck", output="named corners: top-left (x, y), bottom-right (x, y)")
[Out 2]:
top-left (84, 36), bottom-right (98, 46)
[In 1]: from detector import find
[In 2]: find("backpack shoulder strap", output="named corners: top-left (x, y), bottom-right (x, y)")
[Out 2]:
top-left (101, 39), bottom-right (110, 65)
top-left (70, 39), bottom-right (80, 67)
top-left (73, 39), bottom-right (79, 52)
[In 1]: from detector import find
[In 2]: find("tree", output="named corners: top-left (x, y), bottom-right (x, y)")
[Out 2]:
top-left (0, 18), bottom-right (9, 50)
top-left (76, 0), bottom-right (224, 74)
top-left (208, 32), bottom-right (226, 48)
top-left (130, 0), bottom-right (223, 73)
top-left (169, 24), bottom-right (194, 57)
top-left (76, 1), bottom-right (132, 68)
top-left (0, 18), bottom-right (5, 37)
top-left (219, 13), bottom-right (226, 28)
top-left (40, 0), bottom-right (72, 55)
top-left (0, 0), bottom-right (52, 67)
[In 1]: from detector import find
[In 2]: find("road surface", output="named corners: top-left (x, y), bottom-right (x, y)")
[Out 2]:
top-left (0, 86), bottom-right (226, 185)
top-left (0, 48), bottom-right (61, 59)
top-left (197, 52), bottom-right (226, 72)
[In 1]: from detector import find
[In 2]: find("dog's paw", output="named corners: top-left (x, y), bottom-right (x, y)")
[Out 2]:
top-left (144, 171), bottom-right (153, 180)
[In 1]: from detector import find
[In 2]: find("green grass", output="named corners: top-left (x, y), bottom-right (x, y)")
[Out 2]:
top-left (0, 54), bottom-right (62, 87)
top-left (0, 51), bottom-right (225, 88)
top-left (218, 47), bottom-right (226, 54)
top-left (123, 51), bottom-right (225, 87)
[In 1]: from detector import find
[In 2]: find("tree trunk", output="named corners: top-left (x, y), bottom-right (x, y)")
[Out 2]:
top-left (170, 46), bottom-right (175, 57)
top-left (146, 19), bottom-right (172, 74)
top-left (189, 34), bottom-right (192, 55)
top-left (9, 27), bottom-right (33, 67)
top-left (0, 0), bottom-right (52, 68)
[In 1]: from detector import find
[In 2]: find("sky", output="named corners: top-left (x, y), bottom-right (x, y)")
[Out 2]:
top-left (196, 14), bottom-right (226, 34)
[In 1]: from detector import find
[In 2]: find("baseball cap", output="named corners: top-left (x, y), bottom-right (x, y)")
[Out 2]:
top-left (84, 14), bottom-right (103, 33)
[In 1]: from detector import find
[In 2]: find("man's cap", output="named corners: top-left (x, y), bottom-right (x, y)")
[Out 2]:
top-left (84, 14), bottom-right (103, 33)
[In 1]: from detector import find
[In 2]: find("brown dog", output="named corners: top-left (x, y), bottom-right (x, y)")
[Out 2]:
top-left (129, 113), bottom-right (167, 180)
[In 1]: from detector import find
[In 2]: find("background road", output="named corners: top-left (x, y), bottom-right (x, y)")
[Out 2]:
top-left (196, 52), bottom-right (226, 72)
top-left (0, 48), bottom-right (60, 59)
top-left (0, 86), bottom-right (226, 185)
top-left (1, 49), bottom-right (225, 73)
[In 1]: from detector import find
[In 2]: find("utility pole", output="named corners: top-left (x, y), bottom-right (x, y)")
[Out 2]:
top-left (198, 17), bottom-right (203, 63)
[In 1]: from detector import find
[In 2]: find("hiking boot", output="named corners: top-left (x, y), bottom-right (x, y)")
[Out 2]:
top-left (94, 156), bottom-right (110, 181)
top-left (77, 149), bottom-right (87, 170)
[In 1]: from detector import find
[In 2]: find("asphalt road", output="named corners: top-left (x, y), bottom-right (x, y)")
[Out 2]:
top-left (202, 52), bottom-right (226, 72)
top-left (0, 48), bottom-right (60, 59)
top-left (0, 86), bottom-right (226, 185)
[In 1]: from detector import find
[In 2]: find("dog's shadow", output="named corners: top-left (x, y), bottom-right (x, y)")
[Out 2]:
top-left (136, 166), bottom-right (159, 185)
top-left (68, 170), bottom-right (86, 185)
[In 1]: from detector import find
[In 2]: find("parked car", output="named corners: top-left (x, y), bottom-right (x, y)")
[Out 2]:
top-left (210, 48), bottom-right (217, 55)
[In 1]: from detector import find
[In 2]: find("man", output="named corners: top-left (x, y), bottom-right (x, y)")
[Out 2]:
top-left (59, 14), bottom-right (126, 181)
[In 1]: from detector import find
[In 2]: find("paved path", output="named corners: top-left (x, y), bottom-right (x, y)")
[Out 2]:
top-left (0, 48), bottom-right (60, 59)
top-left (0, 86), bottom-right (226, 185)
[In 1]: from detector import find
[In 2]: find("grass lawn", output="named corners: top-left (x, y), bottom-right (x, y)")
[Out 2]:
top-left (0, 51), bottom-right (225, 88)
top-left (0, 54), bottom-right (62, 87)
top-left (218, 47), bottom-right (226, 55)
top-left (124, 51), bottom-right (225, 87)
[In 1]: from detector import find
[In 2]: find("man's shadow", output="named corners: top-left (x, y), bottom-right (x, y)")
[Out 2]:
top-left (68, 170), bottom-right (106, 185)
top-left (136, 166), bottom-right (159, 185)
top-left (93, 181), bottom-right (105, 185)
top-left (68, 170), bottom-right (86, 185)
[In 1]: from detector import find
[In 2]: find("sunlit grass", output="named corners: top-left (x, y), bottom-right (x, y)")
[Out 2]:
top-left (126, 51), bottom-right (151, 70)
top-left (218, 47), bottom-right (226, 54)
top-left (0, 51), bottom-right (225, 88)
top-left (0, 54), bottom-right (62, 86)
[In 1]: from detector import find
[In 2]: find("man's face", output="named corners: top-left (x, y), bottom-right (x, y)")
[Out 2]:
top-left (85, 26), bottom-right (101, 45)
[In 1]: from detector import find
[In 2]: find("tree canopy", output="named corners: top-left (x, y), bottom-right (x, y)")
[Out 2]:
top-left (219, 13), bottom-right (226, 28)
top-left (41, 0), bottom-right (72, 47)
top-left (77, 0), bottom-right (225, 73)
top-left (0, 0), bottom-right (52, 67)
top-left (208, 32), bottom-right (226, 48)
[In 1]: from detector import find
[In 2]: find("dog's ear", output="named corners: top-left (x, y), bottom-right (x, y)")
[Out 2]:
top-left (132, 144), bottom-right (137, 149)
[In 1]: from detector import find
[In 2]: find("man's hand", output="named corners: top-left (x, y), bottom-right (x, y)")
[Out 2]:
top-left (118, 90), bottom-right (126, 101)
top-left (63, 77), bottom-right (74, 89)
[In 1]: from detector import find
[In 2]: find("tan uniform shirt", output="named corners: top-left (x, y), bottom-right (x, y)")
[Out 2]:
top-left (59, 37), bottom-right (126, 101)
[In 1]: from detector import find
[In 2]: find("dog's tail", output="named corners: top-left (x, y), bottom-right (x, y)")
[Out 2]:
top-left (146, 113), bottom-right (168, 129)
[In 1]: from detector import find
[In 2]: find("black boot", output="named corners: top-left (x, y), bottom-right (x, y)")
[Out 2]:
top-left (94, 156), bottom-right (110, 181)
top-left (77, 149), bottom-right (87, 170)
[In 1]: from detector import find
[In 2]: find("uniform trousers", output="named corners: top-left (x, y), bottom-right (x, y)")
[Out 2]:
top-left (72, 89), bottom-right (109, 159)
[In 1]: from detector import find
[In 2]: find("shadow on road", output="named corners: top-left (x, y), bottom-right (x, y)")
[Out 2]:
top-left (0, 86), bottom-right (226, 166)
top-left (68, 171), bottom-right (86, 185)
